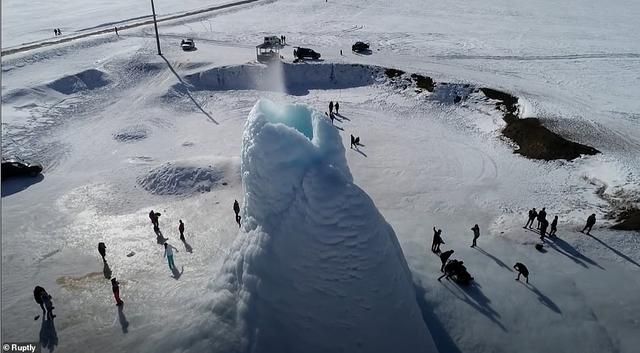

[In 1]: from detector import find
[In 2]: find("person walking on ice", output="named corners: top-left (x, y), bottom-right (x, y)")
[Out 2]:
top-left (335, 102), bottom-right (340, 114)
top-left (431, 227), bottom-right (444, 253)
top-left (149, 210), bottom-right (160, 229)
top-left (233, 200), bottom-right (241, 227)
top-left (98, 242), bottom-right (107, 262)
top-left (111, 278), bottom-right (124, 306)
top-left (164, 243), bottom-right (179, 270)
top-left (514, 262), bottom-right (529, 283)
top-left (439, 250), bottom-right (454, 272)
top-left (329, 101), bottom-right (334, 114)
top-left (524, 208), bottom-right (537, 229)
top-left (470, 224), bottom-right (480, 247)
top-left (581, 213), bottom-right (596, 235)
top-left (549, 216), bottom-right (558, 237)
top-left (178, 220), bottom-right (185, 242)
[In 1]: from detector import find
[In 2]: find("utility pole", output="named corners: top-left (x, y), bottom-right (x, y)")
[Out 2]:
top-left (150, 0), bottom-right (162, 55)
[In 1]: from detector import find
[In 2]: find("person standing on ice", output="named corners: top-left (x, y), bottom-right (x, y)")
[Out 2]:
top-left (439, 250), bottom-right (454, 272)
top-left (38, 288), bottom-right (56, 319)
top-left (149, 210), bottom-right (160, 229)
top-left (470, 224), bottom-right (480, 247)
top-left (33, 286), bottom-right (51, 316)
top-left (514, 262), bottom-right (529, 283)
top-left (431, 227), bottom-right (444, 253)
top-left (114, 27), bottom-right (119, 36)
top-left (98, 242), bottom-right (107, 262)
top-left (537, 207), bottom-right (547, 230)
top-left (549, 216), bottom-right (558, 237)
top-left (335, 102), bottom-right (340, 114)
top-left (163, 242), bottom-right (179, 270)
top-left (329, 101), bottom-right (333, 114)
top-left (524, 208), bottom-right (536, 228)
top-left (233, 200), bottom-right (241, 227)
top-left (350, 135), bottom-right (356, 149)
top-left (111, 278), bottom-right (124, 306)
top-left (539, 218), bottom-right (549, 241)
top-left (581, 213), bottom-right (596, 235)
top-left (178, 220), bottom-right (185, 242)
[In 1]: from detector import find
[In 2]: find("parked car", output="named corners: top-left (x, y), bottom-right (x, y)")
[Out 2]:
top-left (263, 36), bottom-right (282, 47)
top-left (181, 39), bottom-right (195, 51)
top-left (294, 47), bottom-right (321, 60)
top-left (1, 157), bottom-right (43, 180)
top-left (352, 41), bottom-right (370, 53)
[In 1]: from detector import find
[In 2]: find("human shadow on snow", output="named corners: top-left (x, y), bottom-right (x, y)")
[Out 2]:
top-left (587, 233), bottom-right (640, 268)
top-left (546, 236), bottom-right (604, 270)
top-left (441, 280), bottom-right (507, 332)
top-left (414, 282), bottom-right (463, 353)
top-left (521, 282), bottom-right (562, 314)
top-left (103, 261), bottom-right (112, 279)
top-left (118, 305), bottom-right (130, 334)
top-left (39, 315), bottom-right (58, 352)
top-left (473, 247), bottom-right (512, 272)
top-left (171, 266), bottom-right (184, 280)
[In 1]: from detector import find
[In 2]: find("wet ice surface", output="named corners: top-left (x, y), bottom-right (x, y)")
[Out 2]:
top-left (2, 0), bottom-right (640, 352)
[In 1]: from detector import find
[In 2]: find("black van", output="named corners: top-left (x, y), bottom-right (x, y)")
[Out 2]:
top-left (293, 47), bottom-right (321, 60)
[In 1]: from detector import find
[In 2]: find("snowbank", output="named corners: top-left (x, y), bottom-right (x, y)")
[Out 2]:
top-left (137, 159), bottom-right (232, 196)
top-left (191, 99), bottom-right (438, 352)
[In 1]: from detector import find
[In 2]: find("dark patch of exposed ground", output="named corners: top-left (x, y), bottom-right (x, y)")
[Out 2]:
top-left (502, 118), bottom-right (600, 160)
top-left (611, 208), bottom-right (640, 231)
top-left (479, 87), bottom-right (600, 160)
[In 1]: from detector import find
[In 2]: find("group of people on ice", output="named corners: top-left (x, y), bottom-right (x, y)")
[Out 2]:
top-left (433, 224), bottom-right (530, 285)
top-left (524, 207), bottom-right (559, 241)
top-left (34, 199), bottom-right (245, 315)
top-left (433, 210), bottom-right (599, 287)
top-left (323, 100), bottom-right (365, 151)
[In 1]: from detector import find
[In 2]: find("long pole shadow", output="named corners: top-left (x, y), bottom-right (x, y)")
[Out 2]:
top-left (160, 55), bottom-right (219, 124)
top-left (587, 233), bottom-right (640, 268)
top-left (335, 112), bottom-right (350, 121)
top-left (473, 246), bottom-right (512, 271)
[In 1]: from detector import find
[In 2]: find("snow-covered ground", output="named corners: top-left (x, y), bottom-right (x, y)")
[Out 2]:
top-left (2, 0), bottom-right (639, 352)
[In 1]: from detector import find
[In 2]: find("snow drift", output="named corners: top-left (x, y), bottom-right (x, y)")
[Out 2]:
top-left (187, 99), bottom-right (438, 353)
top-left (137, 159), bottom-right (232, 196)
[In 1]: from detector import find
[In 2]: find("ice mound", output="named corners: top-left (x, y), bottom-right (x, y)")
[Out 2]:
top-left (137, 159), bottom-right (230, 196)
top-left (196, 99), bottom-right (438, 352)
top-left (113, 125), bottom-right (148, 142)
top-left (46, 69), bottom-right (110, 95)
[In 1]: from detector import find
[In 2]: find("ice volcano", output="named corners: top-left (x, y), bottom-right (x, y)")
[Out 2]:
top-left (206, 99), bottom-right (438, 352)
